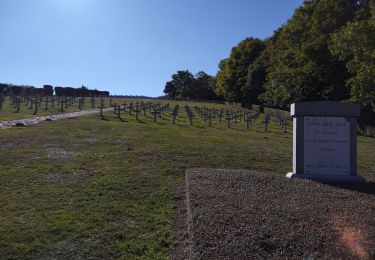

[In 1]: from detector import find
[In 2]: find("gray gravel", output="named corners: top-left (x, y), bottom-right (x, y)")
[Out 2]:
top-left (186, 168), bottom-right (375, 260)
top-left (0, 108), bottom-right (112, 129)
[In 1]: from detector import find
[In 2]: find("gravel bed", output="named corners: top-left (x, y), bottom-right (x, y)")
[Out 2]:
top-left (186, 168), bottom-right (375, 259)
top-left (0, 108), bottom-right (112, 129)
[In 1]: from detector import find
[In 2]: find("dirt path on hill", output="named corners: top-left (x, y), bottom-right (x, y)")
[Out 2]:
top-left (0, 108), bottom-right (113, 129)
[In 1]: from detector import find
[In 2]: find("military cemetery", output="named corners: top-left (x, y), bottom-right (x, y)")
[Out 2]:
top-left (1, 0), bottom-right (375, 259)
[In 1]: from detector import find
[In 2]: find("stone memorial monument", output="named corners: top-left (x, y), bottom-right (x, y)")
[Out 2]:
top-left (286, 101), bottom-right (366, 183)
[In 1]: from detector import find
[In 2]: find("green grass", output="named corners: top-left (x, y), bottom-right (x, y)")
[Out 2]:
top-left (0, 101), bottom-right (374, 258)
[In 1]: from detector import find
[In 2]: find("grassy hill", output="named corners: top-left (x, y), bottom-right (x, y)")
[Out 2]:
top-left (0, 100), bottom-right (374, 258)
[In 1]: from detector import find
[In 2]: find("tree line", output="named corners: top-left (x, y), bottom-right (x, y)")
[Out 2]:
top-left (164, 0), bottom-right (375, 123)
top-left (0, 83), bottom-right (110, 97)
top-left (163, 71), bottom-right (221, 101)
top-left (216, 0), bottom-right (375, 122)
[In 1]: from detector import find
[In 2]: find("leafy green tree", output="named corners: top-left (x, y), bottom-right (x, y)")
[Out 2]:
top-left (0, 83), bottom-right (9, 93)
top-left (214, 59), bottom-right (230, 98)
top-left (43, 85), bottom-right (54, 96)
top-left (163, 70), bottom-right (195, 99)
top-left (163, 81), bottom-right (177, 99)
top-left (215, 38), bottom-right (265, 104)
top-left (243, 52), bottom-right (267, 105)
top-left (330, 1), bottom-right (375, 110)
top-left (164, 70), bottom-right (219, 100)
top-left (261, 0), bottom-right (357, 108)
top-left (175, 70), bottom-right (195, 99)
top-left (193, 71), bottom-right (217, 100)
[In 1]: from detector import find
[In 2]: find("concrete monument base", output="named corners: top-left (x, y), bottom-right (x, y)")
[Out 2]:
top-left (286, 172), bottom-right (366, 184)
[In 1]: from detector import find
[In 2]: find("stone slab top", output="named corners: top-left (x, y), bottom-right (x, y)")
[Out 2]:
top-left (290, 101), bottom-right (361, 117)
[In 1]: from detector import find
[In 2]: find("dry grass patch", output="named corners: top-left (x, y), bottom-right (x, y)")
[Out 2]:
top-left (45, 171), bottom-right (92, 186)
top-left (46, 148), bottom-right (80, 164)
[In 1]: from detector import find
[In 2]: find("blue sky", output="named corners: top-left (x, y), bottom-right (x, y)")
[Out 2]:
top-left (0, 0), bottom-right (304, 97)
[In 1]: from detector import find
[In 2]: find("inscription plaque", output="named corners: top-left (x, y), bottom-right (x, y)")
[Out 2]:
top-left (287, 101), bottom-right (365, 183)
top-left (304, 117), bottom-right (350, 175)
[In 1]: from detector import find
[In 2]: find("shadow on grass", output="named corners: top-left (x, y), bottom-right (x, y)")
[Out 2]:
top-left (192, 125), bottom-right (206, 129)
top-left (210, 125), bottom-right (228, 131)
top-left (118, 118), bottom-right (128, 122)
top-left (99, 116), bottom-right (110, 121)
top-left (326, 181), bottom-right (375, 196)
top-left (230, 128), bottom-right (247, 132)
